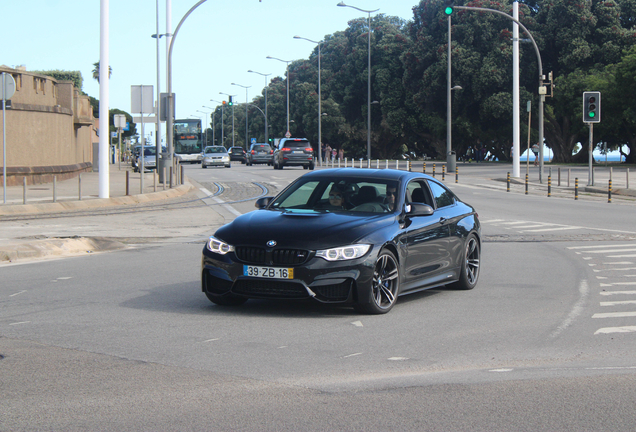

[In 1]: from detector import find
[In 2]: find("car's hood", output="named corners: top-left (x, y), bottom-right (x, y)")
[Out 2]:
top-left (215, 209), bottom-right (395, 249)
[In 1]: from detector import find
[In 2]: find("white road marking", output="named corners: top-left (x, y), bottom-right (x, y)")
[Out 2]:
top-left (9, 321), bottom-right (31, 326)
top-left (600, 300), bottom-right (636, 306)
top-left (593, 311), bottom-right (636, 318)
top-left (9, 290), bottom-right (27, 297)
top-left (550, 280), bottom-right (589, 338)
top-left (600, 290), bottom-right (636, 295)
top-left (388, 357), bottom-right (409, 361)
top-left (595, 326), bottom-right (636, 335)
top-left (521, 226), bottom-right (582, 233)
top-left (343, 352), bottom-right (363, 358)
top-left (600, 282), bottom-right (636, 287)
top-left (568, 244), bottom-right (636, 250)
top-left (351, 320), bottom-right (363, 327)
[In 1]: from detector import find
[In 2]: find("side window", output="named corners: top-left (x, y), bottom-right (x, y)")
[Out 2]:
top-left (428, 181), bottom-right (455, 208)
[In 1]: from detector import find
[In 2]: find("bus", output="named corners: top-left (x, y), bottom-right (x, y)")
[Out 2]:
top-left (173, 119), bottom-right (203, 163)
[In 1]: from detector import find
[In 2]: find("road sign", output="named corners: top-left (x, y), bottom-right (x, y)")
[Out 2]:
top-left (1, 73), bottom-right (16, 100)
top-left (285, 131), bottom-right (291, 138)
top-left (251, 138), bottom-right (256, 144)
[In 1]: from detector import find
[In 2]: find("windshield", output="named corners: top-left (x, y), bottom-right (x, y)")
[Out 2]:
top-left (269, 178), bottom-right (399, 213)
top-left (143, 147), bottom-right (156, 156)
top-left (205, 146), bottom-right (226, 154)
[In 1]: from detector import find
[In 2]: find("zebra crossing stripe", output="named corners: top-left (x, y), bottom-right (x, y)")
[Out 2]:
top-left (595, 326), bottom-right (636, 335)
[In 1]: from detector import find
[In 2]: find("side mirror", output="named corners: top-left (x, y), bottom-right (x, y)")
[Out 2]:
top-left (255, 197), bottom-right (274, 209)
top-left (407, 203), bottom-right (434, 216)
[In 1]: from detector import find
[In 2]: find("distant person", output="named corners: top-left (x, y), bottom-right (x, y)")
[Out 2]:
top-left (532, 143), bottom-right (540, 166)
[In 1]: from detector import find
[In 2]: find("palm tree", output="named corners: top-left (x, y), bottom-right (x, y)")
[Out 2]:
top-left (92, 61), bottom-right (112, 83)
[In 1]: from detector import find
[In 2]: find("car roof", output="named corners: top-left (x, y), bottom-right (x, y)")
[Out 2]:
top-left (299, 168), bottom-right (430, 183)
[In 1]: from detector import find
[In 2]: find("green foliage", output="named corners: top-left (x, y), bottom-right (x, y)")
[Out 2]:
top-left (31, 69), bottom-right (83, 91)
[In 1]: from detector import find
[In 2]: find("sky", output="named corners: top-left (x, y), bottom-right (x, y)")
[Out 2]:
top-left (4, 0), bottom-right (421, 144)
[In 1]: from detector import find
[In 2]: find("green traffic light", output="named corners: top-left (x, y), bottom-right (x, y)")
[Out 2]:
top-left (588, 111), bottom-right (595, 118)
top-left (445, 6), bottom-right (453, 14)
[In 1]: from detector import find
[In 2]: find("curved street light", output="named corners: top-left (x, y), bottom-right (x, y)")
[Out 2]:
top-left (338, 1), bottom-right (379, 161)
top-left (294, 35), bottom-right (324, 165)
top-left (232, 83), bottom-right (251, 150)
top-left (248, 70), bottom-right (271, 144)
top-left (202, 105), bottom-right (216, 145)
top-left (210, 99), bottom-right (224, 146)
top-left (167, 0), bottom-right (209, 186)
top-left (267, 56), bottom-right (292, 135)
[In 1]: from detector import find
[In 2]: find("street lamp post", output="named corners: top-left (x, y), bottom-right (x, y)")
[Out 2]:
top-left (338, 1), bottom-right (379, 161)
top-left (167, 0), bottom-right (208, 187)
top-left (219, 92), bottom-right (237, 147)
top-left (232, 83), bottom-right (251, 150)
top-left (196, 109), bottom-right (211, 146)
top-left (267, 56), bottom-right (291, 135)
top-left (203, 105), bottom-right (216, 145)
top-left (294, 35), bottom-right (323, 165)
top-left (248, 70), bottom-right (271, 144)
top-left (210, 99), bottom-right (224, 146)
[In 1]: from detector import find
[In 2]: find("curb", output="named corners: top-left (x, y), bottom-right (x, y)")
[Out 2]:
top-left (0, 183), bottom-right (194, 216)
top-left (0, 237), bottom-right (128, 263)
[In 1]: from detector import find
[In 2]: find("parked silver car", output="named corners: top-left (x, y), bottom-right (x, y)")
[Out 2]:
top-left (202, 146), bottom-right (231, 168)
top-left (133, 146), bottom-right (156, 172)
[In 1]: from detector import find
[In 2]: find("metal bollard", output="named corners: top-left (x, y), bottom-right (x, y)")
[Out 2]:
top-left (163, 167), bottom-right (166, 190)
top-left (79, 173), bottom-right (82, 201)
top-left (525, 173), bottom-right (528, 195)
top-left (126, 170), bottom-right (130, 196)
top-left (423, 162), bottom-right (426, 174)
top-left (442, 164), bottom-right (445, 181)
top-left (153, 170), bottom-right (157, 192)
top-left (53, 176), bottom-right (57, 203)
top-left (608, 179), bottom-right (612, 203)
top-left (433, 163), bottom-right (436, 178)
top-left (627, 168), bottom-right (630, 189)
top-left (558, 167), bottom-right (561, 186)
top-left (181, 165), bottom-right (185, 185)
top-left (507, 172), bottom-right (510, 192)
top-left (455, 166), bottom-right (458, 183)
top-left (548, 175), bottom-right (552, 197)
top-left (23, 177), bottom-right (27, 204)
top-left (575, 178), bottom-right (579, 200)
top-left (408, 161), bottom-right (412, 172)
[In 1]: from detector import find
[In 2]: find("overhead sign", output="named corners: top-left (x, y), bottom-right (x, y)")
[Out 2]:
top-left (1, 73), bottom-right (16, 100)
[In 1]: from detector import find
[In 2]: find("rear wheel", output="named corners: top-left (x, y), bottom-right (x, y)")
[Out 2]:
top-left (354, 249), bottom-right (399, 314)
top-left (450, 234), bottom-right (480, 290)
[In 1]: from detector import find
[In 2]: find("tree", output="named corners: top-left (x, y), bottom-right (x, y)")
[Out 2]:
top-left (92, 61), bottom-right (112, 83)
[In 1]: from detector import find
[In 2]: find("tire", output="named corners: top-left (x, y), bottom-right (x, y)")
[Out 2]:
top-left (354, 249), bottom-right (400, 314)
top-left (450, 234), bottom-right (480, 290)
top-left (309, 162), bottom-right (315, 170)
top-left (205, 291), bottom-right (248, 306)
top-left (225, 164), bottom-right (231, 168)
top-left (202, 164), bottom-right (206, 169)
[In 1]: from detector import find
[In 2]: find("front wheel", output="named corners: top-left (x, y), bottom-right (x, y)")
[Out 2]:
top-left (450, 234), bottom-right (480, 290)
top-left (354, 249), bottom-right (400, 314)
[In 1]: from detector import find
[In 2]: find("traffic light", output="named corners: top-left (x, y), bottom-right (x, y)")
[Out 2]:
top-left (228, 96), bottom-right (233, 106)
top-left (582, 91), bottom-right (601, 123)
top-left (444, 0), bottom-right (454, 15)
top-left (222, 100), bottom-right (226, 106)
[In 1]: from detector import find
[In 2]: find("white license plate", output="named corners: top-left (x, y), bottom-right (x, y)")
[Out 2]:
top-left (293, 150), bottom-right (304, 154)
top-left (244, 265), bottom-right (294, 279)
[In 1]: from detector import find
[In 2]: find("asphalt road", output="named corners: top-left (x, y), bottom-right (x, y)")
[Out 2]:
top-left (2, 163), bottom-right (636, 431)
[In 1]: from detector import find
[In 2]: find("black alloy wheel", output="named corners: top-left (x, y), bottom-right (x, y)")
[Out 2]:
top-left (451, 233), bottom-right (480, 290)
top-left (355, 249), bottom-right (400, 314)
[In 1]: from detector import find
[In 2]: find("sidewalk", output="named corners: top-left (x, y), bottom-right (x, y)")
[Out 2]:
top-left (0, 162), bottom-right (193, 216)
top-left (0, 162), bottom-right (197, 263)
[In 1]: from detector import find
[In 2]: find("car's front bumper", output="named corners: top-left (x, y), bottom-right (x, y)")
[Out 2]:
top-left (201, 246), bottom-right (377, 304)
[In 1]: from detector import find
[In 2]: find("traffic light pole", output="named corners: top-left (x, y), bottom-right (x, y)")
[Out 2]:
top-left (588, 123), bottom-right (594, 186)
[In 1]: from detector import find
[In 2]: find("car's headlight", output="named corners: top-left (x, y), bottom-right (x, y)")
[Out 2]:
top-left (206, 236), bottom-right (235, 255)
top-left (316, 244), bottom-right (371, 261)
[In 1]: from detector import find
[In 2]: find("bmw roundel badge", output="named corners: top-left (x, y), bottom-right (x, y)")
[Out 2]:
top-left (266, 240), bottom-right (277, 247)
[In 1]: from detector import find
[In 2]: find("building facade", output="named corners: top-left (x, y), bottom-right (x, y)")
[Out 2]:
top-left (0, 65), bottom-right (97, 186)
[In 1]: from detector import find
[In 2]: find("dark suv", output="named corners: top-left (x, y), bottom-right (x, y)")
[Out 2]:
top-left (228, 146), bottom-right (246, 164)
top-left (273, 138), bottom-right (315, 170)
top-left (246, 143), bottom-right (273, 166)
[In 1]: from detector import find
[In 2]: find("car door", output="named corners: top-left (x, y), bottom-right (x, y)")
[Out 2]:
top-left (400, 180), bottom-right (452, 291)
